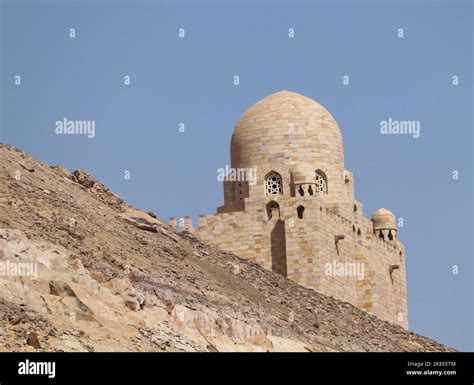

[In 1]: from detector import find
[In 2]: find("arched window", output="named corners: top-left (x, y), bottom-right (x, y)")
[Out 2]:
top-left (265, 171), bottom-right (283, 196)
top-left (315, 170), bottom-right (327, 194)
top-left (266, 201), bottom-right (280, 220)
top-left (297, 205), bottom-right (305, 219)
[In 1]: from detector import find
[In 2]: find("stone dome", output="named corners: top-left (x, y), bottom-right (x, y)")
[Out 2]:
top-left (371, 208), bottom-right (397, 230)
top-left (230, 90), bottom-right (344, 172)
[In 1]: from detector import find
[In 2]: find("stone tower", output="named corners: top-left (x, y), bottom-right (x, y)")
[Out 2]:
top-left (178, 90), bottom-right (408, 328)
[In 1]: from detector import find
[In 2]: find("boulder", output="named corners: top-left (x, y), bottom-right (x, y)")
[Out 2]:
top-left (118, 209), bottom-right (161, 232)
top-left (72, 169), bottom-right (97, 188)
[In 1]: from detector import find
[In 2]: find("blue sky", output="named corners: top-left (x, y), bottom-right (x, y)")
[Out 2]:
top-left (1, 0), bottom-right (472, 350)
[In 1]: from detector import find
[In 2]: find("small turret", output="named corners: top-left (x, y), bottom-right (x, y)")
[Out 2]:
top-left (371, 208), bottom-right (397, 241)
top-left (290, 163), bottom-right (328, 197)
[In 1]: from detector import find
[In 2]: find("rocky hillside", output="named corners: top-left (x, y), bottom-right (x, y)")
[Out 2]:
top-left (0, 143), bottom-right (453, 352)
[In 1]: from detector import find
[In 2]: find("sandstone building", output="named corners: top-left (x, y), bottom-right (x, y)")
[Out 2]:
top-left (172, 91), bottom-right (408, 328)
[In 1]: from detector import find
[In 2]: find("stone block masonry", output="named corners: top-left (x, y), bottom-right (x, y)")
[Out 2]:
top-left (173, 91), bottom-right (408, 329)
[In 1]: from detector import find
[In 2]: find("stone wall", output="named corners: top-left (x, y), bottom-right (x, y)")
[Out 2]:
top-left (178, 195), bottom-right (408, 329)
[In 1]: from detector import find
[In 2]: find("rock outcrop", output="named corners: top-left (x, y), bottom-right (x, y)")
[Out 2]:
top-left (0, 143), bottom-right (453, 352)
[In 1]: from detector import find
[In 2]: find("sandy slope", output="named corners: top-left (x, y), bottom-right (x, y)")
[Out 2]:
top-left (0, 143), bottom-right (453, 352)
